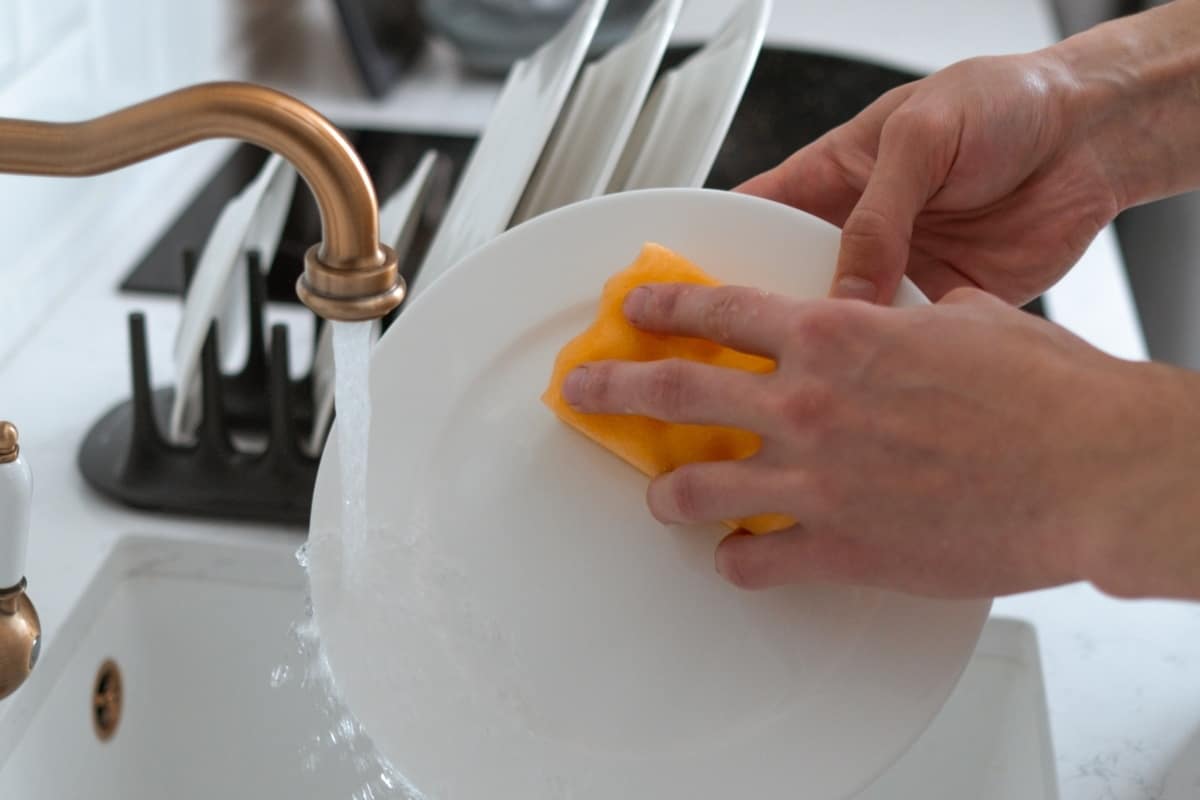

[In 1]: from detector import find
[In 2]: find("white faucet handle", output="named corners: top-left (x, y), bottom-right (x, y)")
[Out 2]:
top-left (0, 422), bottom-right (32, 590)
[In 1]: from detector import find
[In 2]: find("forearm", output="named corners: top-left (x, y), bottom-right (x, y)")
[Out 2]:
top-left (1078, 360), bottom-right (1200, 600)
top-left (1050, 0), bottom-right (1200, 209)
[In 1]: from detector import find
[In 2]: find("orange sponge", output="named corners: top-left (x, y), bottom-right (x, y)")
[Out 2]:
top-left (542, 243), bottom-right (793, 535)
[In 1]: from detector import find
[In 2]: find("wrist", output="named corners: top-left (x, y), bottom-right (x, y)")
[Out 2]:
top-left (1045, 1), bottom-right (1200, 209)
top-left (1075, 361), bottom-right (1200, 600)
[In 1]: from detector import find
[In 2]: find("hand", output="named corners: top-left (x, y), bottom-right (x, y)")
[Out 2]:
top-left (737, 52), bottom-right (1122, 306)
top-left (562, 284), bottom-right (1200, 599)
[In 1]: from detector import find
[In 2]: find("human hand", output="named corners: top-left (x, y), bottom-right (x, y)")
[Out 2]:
top-left (737, 52), bottom-right (1122, 306)
top-left (562, 284), bottom-right (1200, 599)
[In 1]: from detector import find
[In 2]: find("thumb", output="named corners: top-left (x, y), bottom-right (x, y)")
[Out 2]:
top-left (832, 111), bottom-right (948, 304)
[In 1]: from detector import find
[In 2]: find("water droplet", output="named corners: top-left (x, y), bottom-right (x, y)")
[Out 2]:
top-left (295, 542), bottom-right (310, 569)
top-left (346, 715), bottom-right (360, 735)
top-left (269, 663), bottom-right (290, 688)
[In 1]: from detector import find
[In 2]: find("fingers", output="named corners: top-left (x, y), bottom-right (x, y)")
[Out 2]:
top-left (646, 461), bottom-right (797, 525)
top-left (561, 358), bottom-right (772, 430)
top-left (734, 140), bottom-right (860, 227)
top-left (735, 83), bottom-right (919, 227)
top-left (714, 527), bottom-right (871, 590)
top-left (833, 108), bottom-right (955, 304)
top-left (622, 283), bottom-right (795, 358)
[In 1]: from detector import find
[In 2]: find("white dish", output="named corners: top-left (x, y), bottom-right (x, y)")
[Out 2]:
top-left (608, 0), bottom-right (769, 191)
top-left (308, 189), bottom-right (990, 800)
top-left (854, 618), bottom-right (1058, 799)
top-left (511, 0), bottom-right (682, 225)
top-left (168, 154), bottom-right (296, 443)
top-left (306, 150), bottom-right (439, 457)
top-left (408, 0), bottom-right (607, 301)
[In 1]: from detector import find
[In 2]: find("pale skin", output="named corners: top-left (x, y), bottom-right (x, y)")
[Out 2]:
top-left (563, 0), bottom-right (1200, 600)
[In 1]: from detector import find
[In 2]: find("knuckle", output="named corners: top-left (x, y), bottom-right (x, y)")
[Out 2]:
top-left (643, 360), bottom-right (690, 416)
top-left (775, 382), bottom-right (836, 433)
top-left (665, 467), bottom-right (703, 521)
top-left (702, 288), bottom-right (744, 343)
top-left (581, 362), bottom-right (612, 405)
top-left (719, 550), bottom-right (770, 590)
top-left (786, 302), bottom-right (844, 346)
top-left (650, 282), bottom-right (684, 321)
top-left (885, 105), bottom-right (947, 143)
top-left (841, 205), bottom-right (894, 242)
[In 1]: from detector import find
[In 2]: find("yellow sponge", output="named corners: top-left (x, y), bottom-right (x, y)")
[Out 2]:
top-left (542, 243), bottom-right (793, 535)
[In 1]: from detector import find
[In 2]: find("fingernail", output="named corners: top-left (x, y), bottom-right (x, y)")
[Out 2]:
top-left (562, 367), bottom-right (587, 407)
top-left (623, 286), bottom-right (650, 323)
top-left (833, 275), bottom-right (877, 302)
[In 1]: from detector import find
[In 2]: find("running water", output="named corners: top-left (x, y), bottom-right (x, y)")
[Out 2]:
top-left (332, 321), bottom-right (373, 555)
top-left (267, 322), bottom-right (427, 799)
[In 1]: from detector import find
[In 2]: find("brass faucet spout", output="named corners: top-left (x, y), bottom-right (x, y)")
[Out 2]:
top-left (0, 81), bottom-right (403, 320)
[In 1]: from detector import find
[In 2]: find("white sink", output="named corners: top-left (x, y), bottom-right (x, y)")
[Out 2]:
top-left (0, 536), bottom-right (383, 799)
top-left (0, 535), bottom-right (1057, 799)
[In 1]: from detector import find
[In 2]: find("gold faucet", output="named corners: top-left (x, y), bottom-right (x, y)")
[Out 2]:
top-left (0, 82), bottom-right (408, 699)
top-left (0, 81), bottom-right (406, 320)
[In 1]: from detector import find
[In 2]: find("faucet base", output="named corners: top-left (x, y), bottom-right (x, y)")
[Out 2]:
top-left (0, 579), bottom-right (40, 701)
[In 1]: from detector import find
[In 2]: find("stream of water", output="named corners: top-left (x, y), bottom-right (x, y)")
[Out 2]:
top-left (332, 321), bottom-right (374, 558)
top-left (268, 322), bottom-right (425, 799)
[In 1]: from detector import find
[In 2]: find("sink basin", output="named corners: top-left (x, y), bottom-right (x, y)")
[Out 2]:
top-left (0, 536), bottom-right (383, 799)
top-left (0, 535), bottom-right (1056, 799)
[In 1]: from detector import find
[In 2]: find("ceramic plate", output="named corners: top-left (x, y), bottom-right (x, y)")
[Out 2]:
top-left (609, 0), bottom-right (769, 191)
top-left (308, 189), bottom-right (990, 800)
top-left (511, 0), bottom-right (682, 224)
top-left (169, 154), bottom-right (296, 442)
top-left (409, 0), bottom-right (607, 300)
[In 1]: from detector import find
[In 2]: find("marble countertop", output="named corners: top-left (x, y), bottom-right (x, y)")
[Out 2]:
top-left (2, 2), bottom-right (1195, 798)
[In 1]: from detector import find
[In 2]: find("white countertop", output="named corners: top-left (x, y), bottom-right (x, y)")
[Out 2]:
top-left (2, 2), bottom-right (1193, 799)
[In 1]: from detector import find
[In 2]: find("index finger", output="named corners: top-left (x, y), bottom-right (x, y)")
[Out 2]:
top-left (623, 283), bottom-right (795, 357)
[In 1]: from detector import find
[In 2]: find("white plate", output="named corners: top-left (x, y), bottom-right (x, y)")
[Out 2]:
top-left (408, 0), bottom-right (607, 300)
top-left (308, 189), bottom-right (990, 800)
top-left (168, 154), bottom-right (296, 443)
top-left (608, 0), bottom-right (769, 191)
top-left (510, 0), bottom-right (682, 225)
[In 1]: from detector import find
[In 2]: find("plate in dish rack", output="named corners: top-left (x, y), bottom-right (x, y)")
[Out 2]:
top-left (308, 188), bottom-right (990, 800)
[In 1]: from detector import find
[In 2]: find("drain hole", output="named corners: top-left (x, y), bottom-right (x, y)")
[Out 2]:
top-left (92, 659), bottom-right (123, 742)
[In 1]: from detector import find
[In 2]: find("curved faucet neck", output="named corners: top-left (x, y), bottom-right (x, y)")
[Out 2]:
top-left (0, 81), bottom-right (403, 321)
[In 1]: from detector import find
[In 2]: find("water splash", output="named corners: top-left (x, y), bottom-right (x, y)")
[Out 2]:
top-left (265, 548), bottom-right (427, 798)
top-left (270, 574), bottom-right (428, 800)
